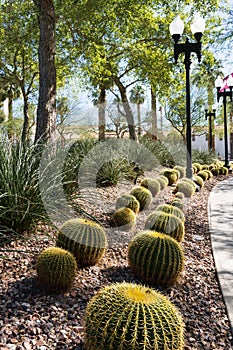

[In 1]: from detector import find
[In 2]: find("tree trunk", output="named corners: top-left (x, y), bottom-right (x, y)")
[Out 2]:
top-left (21, 90), bottom-right (30, 143)
top-left (33, 0), bottom-right (56, 144)
top-left (151, 86), bottom-right (157, 140)
top-left (7, 95), bottom-right (13, 140)
top-left (98, 86), bottom-right (106, 141)
top-left (137, 104), bottom-right (141, 136)
top-left (112, 76), bottom-right (136, 140)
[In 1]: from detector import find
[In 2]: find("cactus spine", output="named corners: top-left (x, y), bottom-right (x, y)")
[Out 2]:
top-left (145, 210), bottom-right (185, 242)
top-left (130, 186), bottom-right (152, 211)
top-left (115, 194), bottom-right (140, 214)
top-left (128, 231), bottom-right (185, 287)
top-left (110, 207), bottom-right (136, 231)
top-left (56, 218), bottom-right (107, 267)
top-left (85, 282), bottom-right (185, 350)
top-left (140, 177), bottom-right (160, 196)
top-left (36, 247), bottom-right (77, 294)
top-left (155, 203), bottom-right (185, 221)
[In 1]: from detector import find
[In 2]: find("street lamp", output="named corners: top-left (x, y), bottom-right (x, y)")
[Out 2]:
top-left (215, 75), bottom-right (233, 170)
top-left (205, 105), bottom-right (216, 151)
top-left (170, 13), bottom-right (205, 178)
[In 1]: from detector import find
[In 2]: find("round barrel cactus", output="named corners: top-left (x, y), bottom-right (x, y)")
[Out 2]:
top-left (155, 203), bottom-right (185, 222)
top-left (110, 207), bottom-right (136, 231)
top-left (193, 175), bottom-right (204, 189)
top-left (197, 170), bottom-right (208, 181)
top-left (175, 192), bottom-right (185, 200)
top-left (171, 199), bottom-right (184, 211)
top-left (175, 180), bottom-right (195, 198)
top-left (85, 282), bottom-right (185, 350)
top-left (128, 231), bottom-right (185, 287)
top-left (174, 165), bottom-right (186, 178)
top-left (57, 218), bottom-right (107, 267)
top-left (115, 194), bottom-right (140, 214)
top-left (145, 210), bottom-right (184, 242)
top-left (130, 186), bottom-right (152, 211)
top-left (211, 167), bottom-right (219, 176)
top-left (192, 162), bottom-right (202, 172)
top-left (36, 247), bottom-right (77, 294)
top-left (160, 169), bottom-right (178, 186)
top-left (140, 177), bottom-right (160, 196)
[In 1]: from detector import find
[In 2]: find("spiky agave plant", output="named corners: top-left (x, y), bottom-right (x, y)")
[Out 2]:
top-left (36, 247), bottom-right (77, 294)
top-left (128, 231), bottom-right (185, 287)
top-left (56, 218), bottom-right (107, 267)
top-left (85, 282), bottom-right (185, 350)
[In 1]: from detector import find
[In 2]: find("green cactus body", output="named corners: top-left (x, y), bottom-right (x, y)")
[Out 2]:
top-left (140, 177), bottom-right (160, 196)
top-left (130, 186), bottom-right (152, 211)
top-left (160, 169), bottom-right (178, 186)
top-left (155, 203), bottom-right (185, 222)
top-left (156, 176), bottom-right (168, 190)
top-left (128, 231), bottom-right (185, 287)
top-left (193, 175), bottom-right (204, 189)
top-left (116, 194), bottom-right (140, 214)
top-left (57, 218), bottom-right (107, 267)
top-left (197, 170), bottom-right (208, 181)
top-left (85, 282), bottom-right (185, 350)
top-left (36, 247), bottom-right (77, 293)
top-left (110, 207), bottom-right (136, 231)
top-left (171, 199), bottom-right (184, 211)
top-left (192, 162), bottom-right (202, 172)
top-left (175, 192), bottom-right (185, 200)
top-left (211, 168), bottom-right (219, 176)
top-left (192, 165), bottom-right (197, 174)
top-left (175, 180), bottom-right (195, 198)
top-left (174, 165), bottom-right (186, 178)
top-left (219, 166), bottom-right (229, 175)
top-left (145, 210), bottom-right (184, 242)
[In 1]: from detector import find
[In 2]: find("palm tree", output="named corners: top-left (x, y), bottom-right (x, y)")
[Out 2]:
top-left (129, 85), bottom-right (145, 137)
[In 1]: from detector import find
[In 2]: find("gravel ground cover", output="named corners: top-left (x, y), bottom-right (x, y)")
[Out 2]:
top-left (0, 173), bottom-right (233, 350)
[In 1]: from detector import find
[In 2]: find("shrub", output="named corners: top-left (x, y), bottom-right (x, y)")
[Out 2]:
top-left (56, 218), bottom-right (107, 267)
top-left (156, 176), bottom-right (169, 189)
top-left (110, 208), bottom-right (136, 231)
top-left (197, 170), bottom-right (209, 181)
top-left (174, 180), bottom-right (195, 198)
top-left (130, 186), bottom-right (152, 211)
top-left (115, 194), bottom-right (140, 214)
top-left (140, 178), bottom-right (160, 196)
top-left (128, 231), bottom-right (185, 287)
top-left (36, 247), bottom-right (77, 294)
top-left (174, 165), bottom-right (186, 178)
top-left (155, 203), bottom-right (185, 221)
top-left (145, 210), bottom-right (185, 242)
top-left (85, 282), bottom-right (185, 350)
top-left (171, 199), bottom-right (184, 211)
top-left (160, 169), bottom-right (178, 186)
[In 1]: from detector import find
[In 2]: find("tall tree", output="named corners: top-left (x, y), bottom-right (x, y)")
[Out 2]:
top-left (130, 85), bottom-right (145, 136)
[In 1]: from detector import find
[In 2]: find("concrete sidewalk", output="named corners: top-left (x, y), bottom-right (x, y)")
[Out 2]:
top-left (208, 176), bottom-right (233, 333)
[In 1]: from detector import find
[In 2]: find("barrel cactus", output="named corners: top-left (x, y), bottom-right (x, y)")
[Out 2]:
top-left (56, 218), bottom-right (107, 267)
top-left (36, 247), bottom-right (77, 294)
top-left (140, 177), bottom-right (160, 196)
top-left (85, 282), bottom-right (185, 350)
top-left (192, 162), bottom-right (202, 172)
top-left (171, 199), bottom-right (184, 211)
top-left (128, 231), bottom-right (185, 287)
top-left (145, 210), bottom-right (185, 242)
top-left (174, 165), bottom-right (186, 178)
top-left (110, 207), bottom-right (136, 231)
top-left (174, 180), bottom-right (195, 198)
top-left (211, 167), bottom-right (219, 176)
top-left (156, 176), bottom-right (168, 190)
top-left (155, 203), bottom-right (185, 221)
top-left (175, 192), bottom-right (185, 200)
top-left (193, 175), bottom-right (204, 189)
top-left (116, 194), bottom-right (140, 214)
top-left (130, 186), bottom-right (152, 211)
top-left (197, 170), bottom-right (209, 181)
top-left (160, 169), bottom-right (178, 186)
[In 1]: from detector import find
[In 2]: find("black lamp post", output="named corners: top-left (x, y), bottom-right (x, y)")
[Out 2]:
top-left (170, 14), bottom-right (205, 178)
top-left (205, 105), bottom-right (216, 151)
top-left (215, 75), bottom-right (233, 170)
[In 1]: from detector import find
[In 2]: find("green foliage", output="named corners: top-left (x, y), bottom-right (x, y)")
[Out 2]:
top-left (155, 203), bottom-right (185, 222)
top-left (140, 177), bottom-right (160, 196)
top-left (85, 282), bottom-right (185, 350)
top-left (155, 176), bottom-right (168, 190)
top-left (160, 169), bottom-right (178, 186)
top-left (145, 211), bottom-right (185, 242)
top-left (110, 208), bottom-right (136, 231)
top-left (139, 138), bottom-right (176, 167)
top-left (36, 247), bottom-right (77, 294)
top-left (192, 149), bottom-right (219, 165)
top-left (175, 180), bottom-right (196, 198)
top-left (128, 231), bottom-right (185, 287)
top-left (115, 194), bottom-right (140, 214)
top-left (130, 186), bottom-right (152, 211)
top-left (57, 218), bottom-right (107, 267)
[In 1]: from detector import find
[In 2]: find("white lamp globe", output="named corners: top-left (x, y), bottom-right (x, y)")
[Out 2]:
top-left (169, 15), bottom-right (184, 36)
top-left (215, 76), bottom-right (223, 88)
top-left (190, 13), bottom-right (205, 35)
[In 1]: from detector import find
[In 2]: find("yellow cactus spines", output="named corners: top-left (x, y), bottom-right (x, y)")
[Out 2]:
top-left (130, 186), bottom-right (152, 211)
top-left (128, 231), bottom-right (185, 287)
top-left (57, 218), bottom-right (107, 267)
top-left (155, 203), bottom-right (185, 222)
top-left (85, 282), bottom-right (185, 350)
top-left (174, 165), bottom-right (186, 178)
top-left (160, 169), bottom-right (178, 185)
top-left (110, 207), bottom-right (136, 231)
top-left (155, 176), bottom-right (168, 190)
top-left (36, 247), bottom-right (77, 294)
top-left (140, 177), bottom-right (160, 196)
top-left (175, 180), bottom-right (196, 198)
top-left (115, 194), bottom-right (140, 214)
top-left (145, 210), bottom-right (185, 242)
